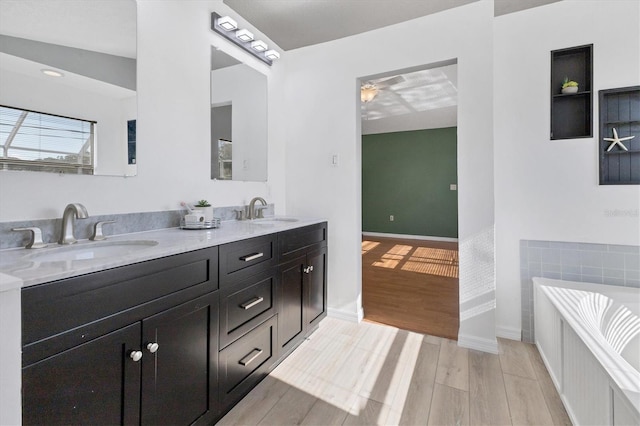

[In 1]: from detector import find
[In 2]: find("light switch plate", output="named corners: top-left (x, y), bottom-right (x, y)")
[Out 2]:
top-left (450, 184), bottom-right (457, 191)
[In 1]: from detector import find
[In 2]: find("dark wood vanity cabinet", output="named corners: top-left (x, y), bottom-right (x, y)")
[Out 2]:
top-left (277, 222), bottom-right (328, 357)
top-left (21, 222), bottom-right (328, 425)
top-left (21, 247), bottom-right (220, 426)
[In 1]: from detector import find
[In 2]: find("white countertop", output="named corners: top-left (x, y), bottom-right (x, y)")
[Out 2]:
top-left (0, 217), bottom-right (325, 290)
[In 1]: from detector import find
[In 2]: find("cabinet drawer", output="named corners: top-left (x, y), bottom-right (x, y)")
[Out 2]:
top-left (219, 315), bottom-right (276, 408)
top-left (219, 234), bottom-right (276, 285)
top-left (278, 222), bottom-right (327, 263)
top-left (220, 268), bottom-right (276, 349)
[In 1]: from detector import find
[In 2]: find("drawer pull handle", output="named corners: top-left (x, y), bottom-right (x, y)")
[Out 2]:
top-left (240, 296), bottom-right (264, 310)
top-left (240, 252), bottom-right (264, 262)
top-left (129, 350), bottom-right (143, 362)
top-left (239, 348), bottom-right (263, 366)
top-left (303, 265), bottom-right (314, 274)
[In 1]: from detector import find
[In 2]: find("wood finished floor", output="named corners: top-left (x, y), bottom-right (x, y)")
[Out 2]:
top-left (362, 236), bottom-right (459, 340)
top-left (218, 317), bottom-right (572, 426)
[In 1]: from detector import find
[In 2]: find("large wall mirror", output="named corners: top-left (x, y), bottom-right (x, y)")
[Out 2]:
top-left (0, 0), bottom-right (137, 177)
top-left (211, 47), bottom-right (267, 182)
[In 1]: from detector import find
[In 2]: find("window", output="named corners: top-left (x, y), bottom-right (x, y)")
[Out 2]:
top-left (0, 105), bottom-right (96, 174)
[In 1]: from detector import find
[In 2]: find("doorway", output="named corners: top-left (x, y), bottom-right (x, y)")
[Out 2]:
top-left (360, 61), bottom-right (460, 339)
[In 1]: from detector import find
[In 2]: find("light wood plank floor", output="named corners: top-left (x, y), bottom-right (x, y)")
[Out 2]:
top-left (362, 236), bottom-right (459, 340)
top-left (218, 317), bottom-right (572, 426)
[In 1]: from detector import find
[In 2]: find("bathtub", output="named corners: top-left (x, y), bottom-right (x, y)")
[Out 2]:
top-left (534, 277), bottom-right (640, 426)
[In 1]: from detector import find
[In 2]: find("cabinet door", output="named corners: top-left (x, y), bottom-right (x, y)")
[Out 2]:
top-left (141, 291), bottom-right (219, 426)
top-left (306, 246), bottom-right (327, 329)
top-left (278, 256), bottom-right (305, 355)
top-left (22, 323), bottom-right (141, 426)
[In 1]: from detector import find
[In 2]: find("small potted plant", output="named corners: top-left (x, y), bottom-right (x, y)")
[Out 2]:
top-left (195, 200), bottom-right (214, 221)
top-left (561, 77), bottom-right (579, 94)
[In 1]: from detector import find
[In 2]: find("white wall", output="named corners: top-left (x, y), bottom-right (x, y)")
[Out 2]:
top-left (280, 1), bottom-right (497, 351)
top-left (494, 0), bottom-right (640, 338)
top-left (0, 0), bottom-right (286, 222)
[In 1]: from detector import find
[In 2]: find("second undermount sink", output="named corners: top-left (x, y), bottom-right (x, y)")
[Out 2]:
top-left (25, 240), bottom-right (159, 263)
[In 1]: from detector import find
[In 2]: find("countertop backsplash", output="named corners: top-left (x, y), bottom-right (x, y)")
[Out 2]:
top-left (0, 204), bottom-right (274, 249)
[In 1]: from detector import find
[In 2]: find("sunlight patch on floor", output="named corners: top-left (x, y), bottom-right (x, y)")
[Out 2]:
top-left (362, 240), bottom-right (381, 254)
top-left (370, 244), bottom-right (459, 278)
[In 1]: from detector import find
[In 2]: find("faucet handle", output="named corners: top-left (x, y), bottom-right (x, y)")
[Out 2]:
top-left (234, 209), bottom-right (246, 221)
top-left (12, 227), bottom-right (48, 249)
top-left (90, 220), bottom-right (116, 241)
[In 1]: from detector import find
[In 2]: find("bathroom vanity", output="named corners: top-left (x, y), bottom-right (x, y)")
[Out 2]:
top-left (3, 219), bottom-right (327, 425)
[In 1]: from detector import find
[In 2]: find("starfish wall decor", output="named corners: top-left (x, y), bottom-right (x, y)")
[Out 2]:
top-left (603, 128), bottom-right (634, 152)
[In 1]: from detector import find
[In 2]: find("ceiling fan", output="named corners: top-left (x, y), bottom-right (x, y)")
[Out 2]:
top-left (360, 75), bottom-right (405, 103)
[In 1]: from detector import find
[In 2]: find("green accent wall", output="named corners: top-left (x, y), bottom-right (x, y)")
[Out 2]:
top-left (362, 127), bottom-right (458, 238)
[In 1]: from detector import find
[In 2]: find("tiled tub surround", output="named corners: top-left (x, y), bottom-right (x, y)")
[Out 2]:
top-left (521, 240), bottom-right (640, 342)
top-left (0, 204), bottom-right (274, 250)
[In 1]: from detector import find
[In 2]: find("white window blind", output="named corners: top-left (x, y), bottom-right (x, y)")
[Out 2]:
top-left (0, 105), bottom-right (95, 174)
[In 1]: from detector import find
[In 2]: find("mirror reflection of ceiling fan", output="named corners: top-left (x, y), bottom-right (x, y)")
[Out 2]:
top-left (360, 75), bottom-right (405, 103)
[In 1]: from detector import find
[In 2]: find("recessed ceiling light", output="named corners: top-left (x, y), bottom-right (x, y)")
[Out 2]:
top-left (42, 69), bottom-right (64, 77)
top-left (217, 16), bottom-right (237, 31)
top-left (235, 29), bottom-right (254, 42)
top-left (265, 50), bottom-right (280, 60)
top-left (251, 40), bottom-right (268, 52)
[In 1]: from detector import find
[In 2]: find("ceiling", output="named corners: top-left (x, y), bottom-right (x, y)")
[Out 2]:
top-left (361, 64), bottom-right (458, 135)
top-left (224, 0), bottom-right (562, 51)
top-left (221, 0), bottom-right (560, 134)
top-left (362, 65), bottom-right (457, 120)
top-left (0, 0), bottom-right (136, 58)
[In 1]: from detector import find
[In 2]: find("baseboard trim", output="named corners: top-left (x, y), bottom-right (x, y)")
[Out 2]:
top-left (496, 325), bottom-right (521, 340)
top-left (457, 333), bottom-right (499, 354)
top-left (327, 308), bottom-right (360, 323)
top-left (362, 232), bottom-right (458, 243)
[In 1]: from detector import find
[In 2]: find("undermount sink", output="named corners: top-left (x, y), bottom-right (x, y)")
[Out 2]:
top-left (25, 240), bottom-right (159, 263)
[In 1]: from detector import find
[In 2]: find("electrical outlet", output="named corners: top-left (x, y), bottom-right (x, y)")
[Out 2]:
top-left (450, 184), bottom-right (457, 191)
top-left (389, 215), bottom-right (394, 222)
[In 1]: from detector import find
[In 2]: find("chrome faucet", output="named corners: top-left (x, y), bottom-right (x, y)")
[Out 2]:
top-left (59, 203), bottom-right (89, 245)
top-left (247, 197), bottom-right (267, 220)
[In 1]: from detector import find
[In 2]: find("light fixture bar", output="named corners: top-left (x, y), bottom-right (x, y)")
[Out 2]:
top-left (211, 12), bottom-right (276, 66)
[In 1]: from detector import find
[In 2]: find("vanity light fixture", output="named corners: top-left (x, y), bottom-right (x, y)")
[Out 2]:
top-left (217, 15), bottom-right (237, 31)
top-left (264, 50), bottom-right (280, 60)
top-left (42, 69), bottom-right (64, 77)
top-left (211, 12), bottom-right (277, 66)
top-left (251, 40), bottom-right (268, 52)
top-left (235, 28), bottom-right (254, 42)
